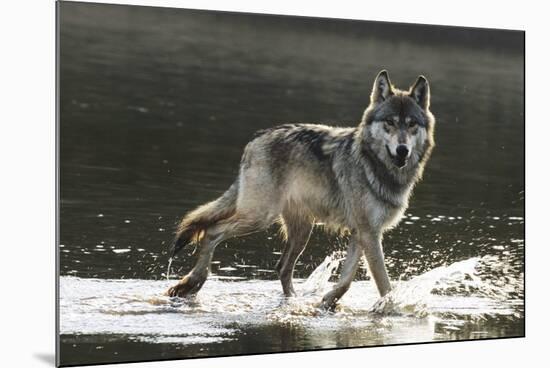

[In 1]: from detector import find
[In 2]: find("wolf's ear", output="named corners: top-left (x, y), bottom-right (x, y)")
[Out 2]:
top-left (370, 70), bottom-right (394, 104)
top-left (410, 75), bottom-right (430, 110)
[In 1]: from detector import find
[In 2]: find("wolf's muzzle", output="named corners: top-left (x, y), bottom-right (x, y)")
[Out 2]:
top-left (396, 144), bottom-right (409, 159)
top-left (386, 145), bottom-right (408, 168)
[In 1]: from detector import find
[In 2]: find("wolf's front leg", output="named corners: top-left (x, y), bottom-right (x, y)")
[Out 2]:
top-left (320, 238), bottom-right (362, 310)
top-left (361, 231), bottom-right (391, 297)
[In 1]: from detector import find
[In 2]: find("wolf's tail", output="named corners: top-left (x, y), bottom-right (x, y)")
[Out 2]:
top-left (170, 181), bottom-right (239, 257)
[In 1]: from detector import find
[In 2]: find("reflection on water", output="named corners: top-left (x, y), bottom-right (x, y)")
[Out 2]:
top-left (60, 253), bottom-right (522, 363)
top-left (58, 2), bottom-right (524, 366)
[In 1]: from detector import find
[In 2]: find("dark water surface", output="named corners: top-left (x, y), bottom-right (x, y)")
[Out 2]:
top-left (58, 2), bottom-right (524, 366)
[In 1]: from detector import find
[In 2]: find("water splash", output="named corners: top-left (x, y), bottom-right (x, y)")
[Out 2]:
top-left (165, 257), bottom-right (173, 280)
top-left (369, 255), bottom-right (523, 319)
top-left (370, 257), bottom-right (480, 317)
top-left (301, 252), bottom-right (344, 295)
top-left (59, 252), bottom-right (523, 345)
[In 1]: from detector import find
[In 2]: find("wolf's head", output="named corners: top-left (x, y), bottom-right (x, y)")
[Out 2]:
top-left (359, 70), bottom-right (435, 173)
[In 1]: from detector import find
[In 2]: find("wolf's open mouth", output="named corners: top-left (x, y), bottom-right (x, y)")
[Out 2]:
top-left (386, 145), bottom-right (407, 168)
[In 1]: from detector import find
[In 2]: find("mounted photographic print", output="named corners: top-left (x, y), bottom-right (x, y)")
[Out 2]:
top-left (56, 1), bottom-right (525, 366)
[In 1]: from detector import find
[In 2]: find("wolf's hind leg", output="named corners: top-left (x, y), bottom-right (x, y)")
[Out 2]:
top-left (320, 239), bottom-right (362, 310)
top-left (275, 210), bottom-right (314, 297)
top-left (166, 231), bottom-right (222, 298)
top-left (167, 214), bottom-right (269, 298)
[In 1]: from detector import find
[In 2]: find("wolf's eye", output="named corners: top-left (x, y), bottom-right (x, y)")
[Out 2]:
top-left (385, 120), bottom-right (395, 127)
top-left (409, 120), bottom-right (418, 127)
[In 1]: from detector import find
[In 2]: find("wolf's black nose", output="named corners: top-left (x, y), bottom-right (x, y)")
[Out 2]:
top-left (396, 145), bottom-right (409, 158)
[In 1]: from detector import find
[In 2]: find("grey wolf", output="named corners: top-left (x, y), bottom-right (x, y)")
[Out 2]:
top-left (166, 70), bottom-right (435, 310)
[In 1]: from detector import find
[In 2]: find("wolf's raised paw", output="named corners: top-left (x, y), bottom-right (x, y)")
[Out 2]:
top-left (166, 274), bottom-right (202, 297)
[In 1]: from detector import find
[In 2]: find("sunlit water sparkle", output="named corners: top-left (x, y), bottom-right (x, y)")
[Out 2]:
top-left (60, 253), bottom-right (523, 345)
